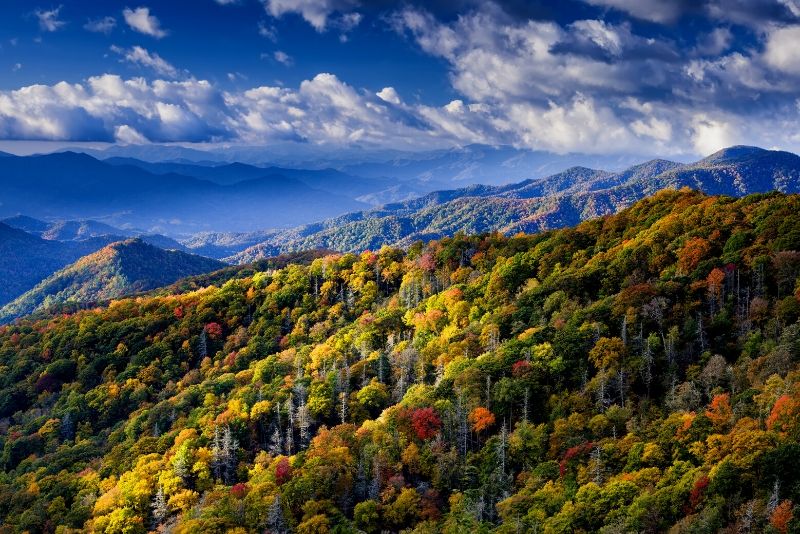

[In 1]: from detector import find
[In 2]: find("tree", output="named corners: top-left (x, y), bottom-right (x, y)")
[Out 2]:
top-left (770, 500), bottom-right (794, 534)
top-left (589, 337), bottom-right (626, 372)
top-left (411, 407), bottom-right (442, 441)
top-left (705, 393), bottom-right (733, 430)
top-left (151, 486), bottom-right (168, 529)
top-left (173, 442), bottom-right (193, 486)
top-left (267, 495), bottom-right (289, 534)
top-left (469, 407), bottom-right (496, 434)
top-left (354, 500), bottom-right (380, 534)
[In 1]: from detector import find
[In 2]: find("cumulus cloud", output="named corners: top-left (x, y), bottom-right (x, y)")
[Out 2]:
top-left (693, 27), bottom-right (733, 56)
top-left (0, 73), bottom-right (469, 149)
top-left (764, 25), bottom-right (800, 74)
top-left (84, 16), bottom-right (117, 34)
top-left (263, 0), bottom-right (360, 31)
top-left (0, 68), bottom-right (799, 155)
top-left (111, 45), bottom-right (178, 78)
top-left (35, 6), bottom-right (66, 32)
top-left (123, 6), bottom-right (168, 38)
top-left (390, 4), bottom-right (800, 155)
top-left (376, 87), bottom-right (401, 105)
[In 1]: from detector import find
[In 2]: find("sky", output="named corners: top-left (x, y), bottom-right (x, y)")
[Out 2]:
top-left (0, 0), bottom-right (799, 157)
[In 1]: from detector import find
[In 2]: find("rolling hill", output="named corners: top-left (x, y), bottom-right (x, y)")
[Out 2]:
top-left (0, 239), bottom-right (225, 322)
top-left (230, 146), bottom-right (800, 261)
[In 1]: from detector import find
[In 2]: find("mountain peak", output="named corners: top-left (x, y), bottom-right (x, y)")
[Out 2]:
top-left (701, 145), bottom-right (769, 164)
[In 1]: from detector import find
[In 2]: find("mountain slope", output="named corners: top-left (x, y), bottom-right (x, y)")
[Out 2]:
top-left (0, 239), bottom-right (224, 322)
top-left (0, 222), bottom-right (123, 305)
top-left (0, 190), bottom-right (799, 532)
top-left (230, 146), bottom-right (800, 261)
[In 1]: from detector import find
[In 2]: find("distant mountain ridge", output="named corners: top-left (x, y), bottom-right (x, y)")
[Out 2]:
top-left (230, 146), bottom-right (800, 261)
top-left (0, 239), bottom-right (225, 323)
top-left (0, 152), bottom-right (370, 233)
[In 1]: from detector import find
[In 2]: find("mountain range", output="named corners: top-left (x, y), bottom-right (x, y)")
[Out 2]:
top-left (229, 145), bottom-right (800, 261)
top-left (0, 151), bottom-right (372, 234)
top-left (1, 144), bottom-right (799, 317)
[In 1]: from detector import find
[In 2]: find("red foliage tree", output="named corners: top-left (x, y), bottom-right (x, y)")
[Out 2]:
top-left (512, 360), bottom-right (532, 378)
top-left (230, 483), bottom-right (249, 499)
top-left (689, 476), bottom-right (709, 511)
top-left (411, 407), bottom-right (442, 440)
top-left (205, 322), bottom-right (223, 339)
top-left (275, 457), bottom-right (293, 485)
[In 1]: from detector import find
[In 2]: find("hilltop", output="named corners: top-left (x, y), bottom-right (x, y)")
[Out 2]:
top-left (0, 239), bottom-right (224, 322)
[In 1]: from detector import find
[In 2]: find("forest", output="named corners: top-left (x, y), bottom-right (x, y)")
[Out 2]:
top-left (0, 188), bottom-right (799, 533)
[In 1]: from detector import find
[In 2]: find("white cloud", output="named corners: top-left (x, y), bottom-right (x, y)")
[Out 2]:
top-left (691, 115), bottom-right (739, 154)
top-left (115, 124), bottom-right (149, 143)
top-left (35, 6), bottom-right (66, 32)
top-left (12, 63), bottom-right (22, 72)
top-left (694, 27), bottom-right (732, 56)
top-left (274, 51), bottom-right (293, 66)
top-left (571, 20), bottom-right (624, 56)
top-left (582, 0), bottom-right (685, 23)
top-left (111, 45), bottom-right (178, 78)
top-left (1, 70), bottom-right (799, 155)
top-left (764, 25), bottom-right (800, 74)
top-left (263, 0), bottom-right (359, 31)
top-left (631, 116), bottom-right (672, 142)
top-left (376, 87), bottom-right (401, 104)
top-left (84, 16), bottom-right (117, 34)
top-left (122, 6), bottom-right (168, 38)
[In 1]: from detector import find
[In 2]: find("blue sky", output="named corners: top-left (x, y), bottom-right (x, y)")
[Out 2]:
top-left (0, 0), bottom-right (799, 156)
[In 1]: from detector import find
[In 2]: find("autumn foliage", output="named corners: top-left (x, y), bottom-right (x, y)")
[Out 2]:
top-left (411, 407), bottom-right (442, 440)
top-left (0, 190), bottom-right (799, 532)
top-left (469, 407), bottom-right (496, 433)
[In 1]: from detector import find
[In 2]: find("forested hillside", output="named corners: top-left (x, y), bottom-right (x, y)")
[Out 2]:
top-left (1, 189), bottom-right (800, 533)
top-left (0, 240), bottom-right (225, 323)
top-left (230, 146), bottom-right (800, 262)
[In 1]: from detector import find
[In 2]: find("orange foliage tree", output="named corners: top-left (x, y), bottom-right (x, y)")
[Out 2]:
top-left (469, 407), bottom-right (496, 433)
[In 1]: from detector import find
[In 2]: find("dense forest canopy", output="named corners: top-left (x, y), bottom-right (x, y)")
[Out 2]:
top-left (1, 188), bottom-right (800, 533)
